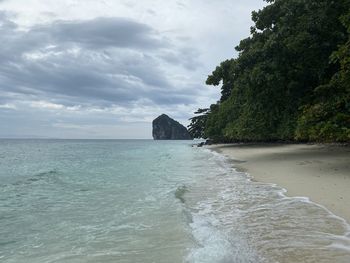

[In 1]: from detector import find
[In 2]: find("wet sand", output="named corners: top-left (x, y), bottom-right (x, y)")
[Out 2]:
top-left (209, 144), bottom-right (350, 223)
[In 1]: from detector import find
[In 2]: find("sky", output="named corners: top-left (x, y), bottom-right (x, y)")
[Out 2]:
top-left (0, 0), bottom-right (267, 139)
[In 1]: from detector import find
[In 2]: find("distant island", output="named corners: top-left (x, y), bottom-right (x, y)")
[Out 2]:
top-left (152, 114), bottom-right (192, 140)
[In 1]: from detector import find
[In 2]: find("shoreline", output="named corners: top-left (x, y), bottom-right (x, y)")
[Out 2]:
top-left (208, 143), bottom-right (350, 223)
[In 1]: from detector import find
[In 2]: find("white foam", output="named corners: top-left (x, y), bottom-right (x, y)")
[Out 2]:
top-left (206, 147), bottom-right (350, 230)
top-left (184, 147), bottom-right (350, 262)
top-left (187, 201), bottom-right (261, 263)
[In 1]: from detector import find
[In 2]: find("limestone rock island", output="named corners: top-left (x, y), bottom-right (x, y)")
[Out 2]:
top-left (152, 114), bottom-right (193, 140)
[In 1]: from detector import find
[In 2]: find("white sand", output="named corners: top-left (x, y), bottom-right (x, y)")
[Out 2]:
top-left (209, 144), bottom-right (350, 223)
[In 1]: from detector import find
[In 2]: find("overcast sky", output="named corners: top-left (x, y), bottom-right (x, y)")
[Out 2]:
top-left (0, 0), bottom-right (266, 139)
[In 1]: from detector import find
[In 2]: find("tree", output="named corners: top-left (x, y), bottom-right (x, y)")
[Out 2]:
top-left (296, 11), bottom-right (350, 142)
top-left (198, 0), bottom-right (349, 142)
top-left (188, 108), bottom-right (210, 139)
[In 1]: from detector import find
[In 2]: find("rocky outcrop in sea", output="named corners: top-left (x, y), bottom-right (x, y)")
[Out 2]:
top-left (152, 114), bottom-right (193, 140)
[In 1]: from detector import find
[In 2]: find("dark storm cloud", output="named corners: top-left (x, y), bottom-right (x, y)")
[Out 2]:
top-left (35, 17), bottom-right (165, 49)
top-left (0, 13), bottom-right (199, 108)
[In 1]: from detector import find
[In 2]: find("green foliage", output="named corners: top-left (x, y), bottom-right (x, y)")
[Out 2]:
top-left (296, 11), bottom-right (350, 142)
top-left (198, 0), bottom-right (350, 142)
top-left (206, 59), bottom-right (236, 102)
top-left (188, 108), bottom-right (210, 139)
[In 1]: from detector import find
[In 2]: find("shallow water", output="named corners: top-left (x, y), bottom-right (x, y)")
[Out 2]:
top-left (184, 150), bottom-right (350, 263)
top-left (0, 140), bottom-right (349, 262)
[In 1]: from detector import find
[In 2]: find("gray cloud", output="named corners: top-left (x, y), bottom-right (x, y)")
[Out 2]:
top-left (36, 17), bottom-right (165, 49)
top-left (0, 13), bottom-right (199, 108)
top-left (0, 0), bottom-right (266, 138)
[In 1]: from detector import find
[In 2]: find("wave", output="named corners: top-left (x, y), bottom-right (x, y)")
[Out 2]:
top-left (175, 185), bottom-right (188, 203)
top-left (1, 169), bottom-right (61, 188)
top-left (184, 148), bottom-right (350, 263)
top-left (27, 170), bottom-right (58, 182)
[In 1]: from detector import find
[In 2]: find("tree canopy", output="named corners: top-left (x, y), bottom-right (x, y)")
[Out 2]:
top-left (189, 0), bottom-right (350, 142)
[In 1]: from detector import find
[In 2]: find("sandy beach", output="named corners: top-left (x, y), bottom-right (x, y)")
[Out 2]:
top-left (209, 143), bottom-right (350, 223)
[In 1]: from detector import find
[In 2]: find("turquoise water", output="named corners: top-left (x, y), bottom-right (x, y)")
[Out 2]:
top-left (1, 140), bottom-right (350, 263)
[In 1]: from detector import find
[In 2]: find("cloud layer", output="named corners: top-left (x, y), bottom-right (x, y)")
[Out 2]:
top-left (0, 0), bottom-right (265, 138)
top-left (1, 13), bottom-right (199, 106)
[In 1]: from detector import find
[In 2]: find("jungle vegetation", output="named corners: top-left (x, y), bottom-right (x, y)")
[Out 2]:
top-left (188, 0), bottom-right (350, 142)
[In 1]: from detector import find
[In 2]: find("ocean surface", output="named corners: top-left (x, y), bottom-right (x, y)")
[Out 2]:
top-left (1, 139), bottom-right (350, 263)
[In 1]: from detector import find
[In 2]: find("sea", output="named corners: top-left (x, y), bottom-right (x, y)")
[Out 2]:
top-left (0, 139), bottom-right (350, 263)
